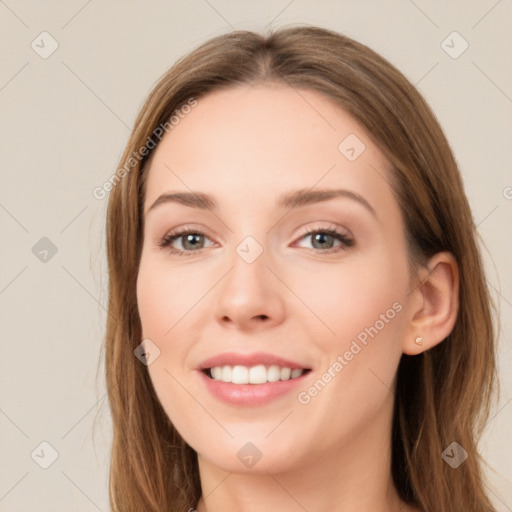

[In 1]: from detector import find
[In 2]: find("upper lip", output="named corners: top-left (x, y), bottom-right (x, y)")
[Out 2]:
top-left (197, 352), bottom-right (311, 370)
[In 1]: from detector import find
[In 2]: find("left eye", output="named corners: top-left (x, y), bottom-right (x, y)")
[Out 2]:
top-left (295, 228), bottom-right (354, 251)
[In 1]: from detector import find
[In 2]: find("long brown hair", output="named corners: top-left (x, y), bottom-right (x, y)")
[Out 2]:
top-left (102, 25), bottom-right (498, 511)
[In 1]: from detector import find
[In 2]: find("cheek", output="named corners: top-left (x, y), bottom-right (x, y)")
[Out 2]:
top-left (291, 247), bottom-right (410, 415)
top-left (136, 256), bottom-right (202, 434)
top-left (136, 254), bottom-right (204, 341)
top-left (293, 250), bottom-right (409, 343)
top-left (294, 249), bottom-right (409, 422)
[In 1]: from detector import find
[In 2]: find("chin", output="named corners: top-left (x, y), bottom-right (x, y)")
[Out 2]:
top-left (196, 439), bottom-right (304, 475)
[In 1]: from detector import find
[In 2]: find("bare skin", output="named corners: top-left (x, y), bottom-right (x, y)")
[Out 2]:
top-left (136, 84), bottom-right (458, 512)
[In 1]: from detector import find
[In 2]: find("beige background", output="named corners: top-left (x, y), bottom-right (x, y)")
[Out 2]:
top-left (1, 1), bottom-right (511, 510)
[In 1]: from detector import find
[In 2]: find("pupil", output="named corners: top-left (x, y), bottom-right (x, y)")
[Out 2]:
top-left (184, 234), bottom-right (202, 250)
top-left (313, 233), bottom-right (333, 249)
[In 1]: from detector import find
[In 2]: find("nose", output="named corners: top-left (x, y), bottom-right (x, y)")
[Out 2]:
top-left (214, 245), bottom-right (286, 331)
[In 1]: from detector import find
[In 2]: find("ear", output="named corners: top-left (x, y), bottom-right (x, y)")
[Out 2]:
top-left (402, 252), bottom-right (459, 355)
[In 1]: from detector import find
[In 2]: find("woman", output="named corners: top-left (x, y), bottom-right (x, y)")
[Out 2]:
top-left (104, 26), bottom-right (498, 511)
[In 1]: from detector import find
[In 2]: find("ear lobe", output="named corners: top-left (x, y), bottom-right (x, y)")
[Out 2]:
top-left (403, 252), bottom-right (459, 355)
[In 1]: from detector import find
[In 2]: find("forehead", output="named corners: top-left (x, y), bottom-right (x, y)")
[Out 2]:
top-left (143, 84), bottom-right (394, 213)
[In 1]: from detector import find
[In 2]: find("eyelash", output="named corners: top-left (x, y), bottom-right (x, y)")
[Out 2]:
top-left (158, 226), bottom-right (354, 257)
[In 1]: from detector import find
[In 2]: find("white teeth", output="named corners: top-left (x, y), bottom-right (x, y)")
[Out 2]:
top-left (267, 365), bottom-right (280, 382)
top-left (280, 367), bottom-right (291, 380)
top-left (209, 365), bottom-right (307, 384)
top-left (291, 368), bottom-right (303, 379)
top-left (249, 365), bottom-right (267, 384)
top-left (221, 365), bottom-right (232, 382)
top-left (231, 365), bottom-right (249, 384)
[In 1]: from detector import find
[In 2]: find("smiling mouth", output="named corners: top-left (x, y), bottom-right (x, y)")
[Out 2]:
top-left (203, 365), bottom-right (311, 385)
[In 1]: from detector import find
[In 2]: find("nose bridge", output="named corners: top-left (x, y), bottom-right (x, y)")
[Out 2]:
top-left (214, 233), bottom-right (285, 328)
top-left (235, 234), bottom-right (266, 266)
top-left (223, 233), bottom-right (269, 300)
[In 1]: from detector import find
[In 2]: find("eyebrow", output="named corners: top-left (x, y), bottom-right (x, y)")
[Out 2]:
top-left (145, 188), bottom-right (377, 218)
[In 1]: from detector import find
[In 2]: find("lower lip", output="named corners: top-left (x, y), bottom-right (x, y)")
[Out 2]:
top-left (197, 370), bottom-right (310, 406)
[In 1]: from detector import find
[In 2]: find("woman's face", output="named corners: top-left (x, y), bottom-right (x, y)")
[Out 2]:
top-left (137, 84), bottom-right (415, 474)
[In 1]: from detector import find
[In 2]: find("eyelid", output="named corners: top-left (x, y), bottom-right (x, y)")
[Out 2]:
top-left (294, 221), bottom-right (352, 239)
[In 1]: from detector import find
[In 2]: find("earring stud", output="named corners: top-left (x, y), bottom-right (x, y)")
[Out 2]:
top-left (415, 336), bottom-right (423, 346)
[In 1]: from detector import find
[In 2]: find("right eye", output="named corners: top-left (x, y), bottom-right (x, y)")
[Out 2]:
top-left (159, 229), bottom-right (215, 256)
